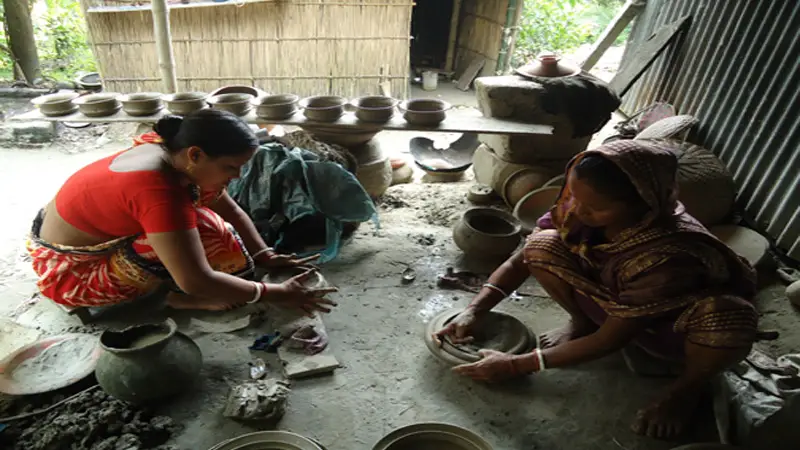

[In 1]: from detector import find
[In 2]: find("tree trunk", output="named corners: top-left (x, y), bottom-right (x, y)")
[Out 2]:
top-left (3, 0), bottom-right (41, 84)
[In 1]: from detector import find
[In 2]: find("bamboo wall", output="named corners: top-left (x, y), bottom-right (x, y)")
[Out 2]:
top-left (80, 0), bottom-right (413, 97)
top-left (454, 0), bottom-right (509, 77)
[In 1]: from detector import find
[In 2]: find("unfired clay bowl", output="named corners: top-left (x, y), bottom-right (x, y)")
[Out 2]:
top-left (352, 96), bottom-right (399, 123)
top-left (31, 92), bottom-right (79, 117)
top-left (163, 92), bottom-right (208, 115)
top-left (119, 92), bottom-right (164, 116)
top-left (400, 99), bottom-right (451, 126)
top-left (373, 423), bottom-right (493, 450)
top-left (424, 308), bottom-right (536, 366)
top-left (300, 96), bottom-right (347, 122)
top-left (74, 93), bottom-right (122, 117)
top-left (209, 431), bottom-right (323, 450)
top-left (501, 167), bottom-right (553, 207)
top-left (252, 94), bottom-right (300, 120)
top-left (263, 267), bottom-right (327, 290)
top-left (453, 207), bottom-right (521, 259)
top-left (208, 93), bottom-right (254, 116)
top-left (513, 186), bottom-right (561, 233)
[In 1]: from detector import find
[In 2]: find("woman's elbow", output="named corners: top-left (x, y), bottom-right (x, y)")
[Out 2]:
top-left (171, 272), bottom-right (212, 296)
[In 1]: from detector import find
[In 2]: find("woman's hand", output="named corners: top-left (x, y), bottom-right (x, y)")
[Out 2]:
top-left (255, 249), bottom-right (321, 269)
top-left (264, 268), bottom-right (338, 315)
top-left (432, 306), bottom-right (482, 346)
top-left (452, 349), bottom-right (523, 382)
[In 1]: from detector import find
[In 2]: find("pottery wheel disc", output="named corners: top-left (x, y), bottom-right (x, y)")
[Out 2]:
top-left (424, 309), bottom-right (536, 365)
top-left (209, 431), bottom-right (323, 450)
top-left (372, 422), bottom-right (493, 450)
top-left (0, 333), bottom-right (100, 395)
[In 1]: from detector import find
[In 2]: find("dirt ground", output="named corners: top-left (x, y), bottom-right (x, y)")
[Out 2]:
top-left (0, 80), bottom-right (798, 450)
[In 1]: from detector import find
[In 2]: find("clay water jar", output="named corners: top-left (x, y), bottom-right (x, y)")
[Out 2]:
top-left (95, 318), bottom-right (202, 404)
top-left (31, 92), bottom-right (79, 117)
top-left (252, 93), bottom-right (300, 120)
top-left (119, 92), bottom-right (164, 116)
top-left (453, 207), bottom-right (521, 258)
top-left (74, 93), bottom-right (122, 117)
top-left (163, 92), bottom-right (208, 115)
top-left (352, 95), bottom-right (399, 123)
top-left (400, 99), bottom-right (451, 126)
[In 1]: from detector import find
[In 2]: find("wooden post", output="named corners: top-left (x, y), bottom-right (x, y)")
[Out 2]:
top-left (151, 0), bottom-right (178, 93)
top-left (581, 0), bottom-right (646, 71)
top-left (3, 0), bottom-right (41, 84)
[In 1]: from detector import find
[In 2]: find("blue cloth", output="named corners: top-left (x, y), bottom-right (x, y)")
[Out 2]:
top-left (228, 142), bottom-right (378, 263)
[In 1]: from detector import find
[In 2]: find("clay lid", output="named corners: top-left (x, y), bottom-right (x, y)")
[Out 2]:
top-left (515, 52), bottom-right (581, 79)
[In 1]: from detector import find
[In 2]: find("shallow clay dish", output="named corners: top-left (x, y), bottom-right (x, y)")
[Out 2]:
top-left (119, 92), bottom-right (164, 116)
top-left (400, 99), bottom-right (451, 126)
top-left (424, 309), bottom-right (536, 366)
top-left (263, 267), bottom-right (328, 290)
top-left (0, 333), bottom-right (100, 395)
top-left (373, 423), bottom-right (493, 450)
top-left (300, 96), bottom-right (347, 122)
top-left (31, 92), bottom-right (79, 117)
top-left (513, 186), bottom-right (561, 233)
top-left (208, 93), bottom-right (254, 116)
top-left (352, 96), bottom-right (399, 123)
top-left (163, 92), bottom-right (208, 115)
top-left (209, 431), bottom-right (323, 450)
top-left (252, 94), bottom-right (300, 120)
top-left (74, 93), bottom-right (122, 117)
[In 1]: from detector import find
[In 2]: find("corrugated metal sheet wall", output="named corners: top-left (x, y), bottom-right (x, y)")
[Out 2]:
top-left (621, 0), bottom-right (800, 261)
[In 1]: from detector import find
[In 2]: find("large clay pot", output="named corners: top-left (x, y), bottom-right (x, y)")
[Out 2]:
top-left (787, 280), bottom-right (800, 308)
top-left (453, 207), bottom-right (521, 259)
top-left (95, 318), bottom-right (202, 404)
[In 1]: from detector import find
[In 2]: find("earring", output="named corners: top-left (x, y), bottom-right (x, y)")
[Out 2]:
top-left (186, 162), bottom-right (196, 175)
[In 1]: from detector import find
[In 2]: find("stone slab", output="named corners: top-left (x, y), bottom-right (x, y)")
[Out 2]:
top-left (475, 75), bottom-right (550, 122)
top-left (278, 347), bottom-right (340, 379)
top-left (5, 120), bottom-right (58, 143)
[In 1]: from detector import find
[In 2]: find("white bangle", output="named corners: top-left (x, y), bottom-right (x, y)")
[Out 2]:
top-left (534, 348), bottom-right (546, 372)
top-left (482, 283), bottom-right (509, 298)
top-left (251, 248), bottom-right (271, 259)
top-left (247, 282), bottom-right (263, 304)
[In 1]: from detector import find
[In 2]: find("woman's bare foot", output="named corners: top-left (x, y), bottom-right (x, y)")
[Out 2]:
top-left (165, 291), bottom-right (244, 311)
top-left (538, 319), bottom-right (596, 348)
top-left (631, 387), bottom-right (701, 439)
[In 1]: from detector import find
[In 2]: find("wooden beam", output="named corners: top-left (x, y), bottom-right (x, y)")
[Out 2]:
top-left (581, 0), bottom-right (646, 71)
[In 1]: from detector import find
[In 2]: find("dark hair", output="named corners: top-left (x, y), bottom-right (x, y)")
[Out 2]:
top-left (153, 109), bottom-right (258, 157)
top-left (572, 154), bottom-right (643, 204)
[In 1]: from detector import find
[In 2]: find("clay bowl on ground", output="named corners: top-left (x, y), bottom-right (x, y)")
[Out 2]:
top-left (452, 207), bottom-right (522, 259)
top-left (252, 94), bottom-right (300, 120)
top-left (373, 423), bottom-right (494, 450)
top-left (351, 95), bottom-right (399, 123)
top-left (400, 98), bottom-right (451, 126)
top-left (208, 93), bottom-right (254, 116)
top-left (513, 186), bottom-right (561, 233)
top-left (162, 92), bottom-right (208, 115)
top-left (74, 93), bottom-right (122, 117)
top-left (424, 308), bottom-right (536, 366)
top-left (119, 92), bottom-right (164, 116)
top-left (263, 266), bottom-right (328, 290)
top-left (299, 96), bottom-right (348, 122)
top-left (209, 430), bottom-right (323, 450)
top-left (31, 92), bottom-right (80, 117)
top-left (500, 167), bottom-right (553, 207)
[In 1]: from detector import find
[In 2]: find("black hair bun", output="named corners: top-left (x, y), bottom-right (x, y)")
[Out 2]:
top-left (153, 115), bottom-right (183, 142)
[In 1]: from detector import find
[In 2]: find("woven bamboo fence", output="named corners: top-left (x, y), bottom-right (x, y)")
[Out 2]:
top-left (455, 0), bottom-right (508, 77)
top-left (80, 0), bottom-right (413, 97)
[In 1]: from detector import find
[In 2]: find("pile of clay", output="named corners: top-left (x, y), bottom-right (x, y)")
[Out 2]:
top-left (0, 388), bottom-right (180, 450)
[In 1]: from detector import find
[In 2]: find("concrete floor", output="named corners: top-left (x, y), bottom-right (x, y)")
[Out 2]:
top-left (0, 86), bottom-right (798, 450)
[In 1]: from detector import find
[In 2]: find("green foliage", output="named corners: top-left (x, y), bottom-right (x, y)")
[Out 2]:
top-left (0, 0), bottom-right (96, 81)
top-left (513, 0), bottom-right (629, 67)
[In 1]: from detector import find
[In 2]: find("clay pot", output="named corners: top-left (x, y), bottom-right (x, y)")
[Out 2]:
top-left (209, 85), bottom-right (266, 98)
top-left (453, 207), bottom-right (521, 258)
top-left (95, 318), bottom-right (202, 404)
top-left (501, 167), bottom-right (553, 207)
top-left (305, 125), bottom-right (378, 147)
top-left (515, 52), bottom-right (580, 79)
top-left (357, 157), bottom-right (393, 198)
top-left (513, 186), bottom-right (561, 233)
top-left (208, 93), bottom-right (254, 116)
top-left (74, 93), bottom-right (121, 117)
top-left (352, 96), bottom-right (399, 122)
top-left (210, 431), bottom-right (323, 450)
top-left (467, 184), bottom-right (495, 204)
top-left (787, 280), bottom-right (800, 308)
top-left (119, 92), bottom-right (164, 116)
top-left (300, 96), bottom-right (347, 122)
top-left (263, 267), bottom-right (327, 289)
top-left (373, 423), bottom-right (493, 450)
top-left (252, 93), bottom-right (299, 120)
top-left (543, 174), bottom-right (565, 188)
top-left (31, 92), bottom-right (79, 117)
top-left (163, 92), bottom-right (208, 115)
top-left (400, 99), bottom-right (451, 126)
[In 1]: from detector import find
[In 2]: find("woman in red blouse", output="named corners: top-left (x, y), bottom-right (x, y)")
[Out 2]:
top-left (28, 109), bottom-right (336, 312)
